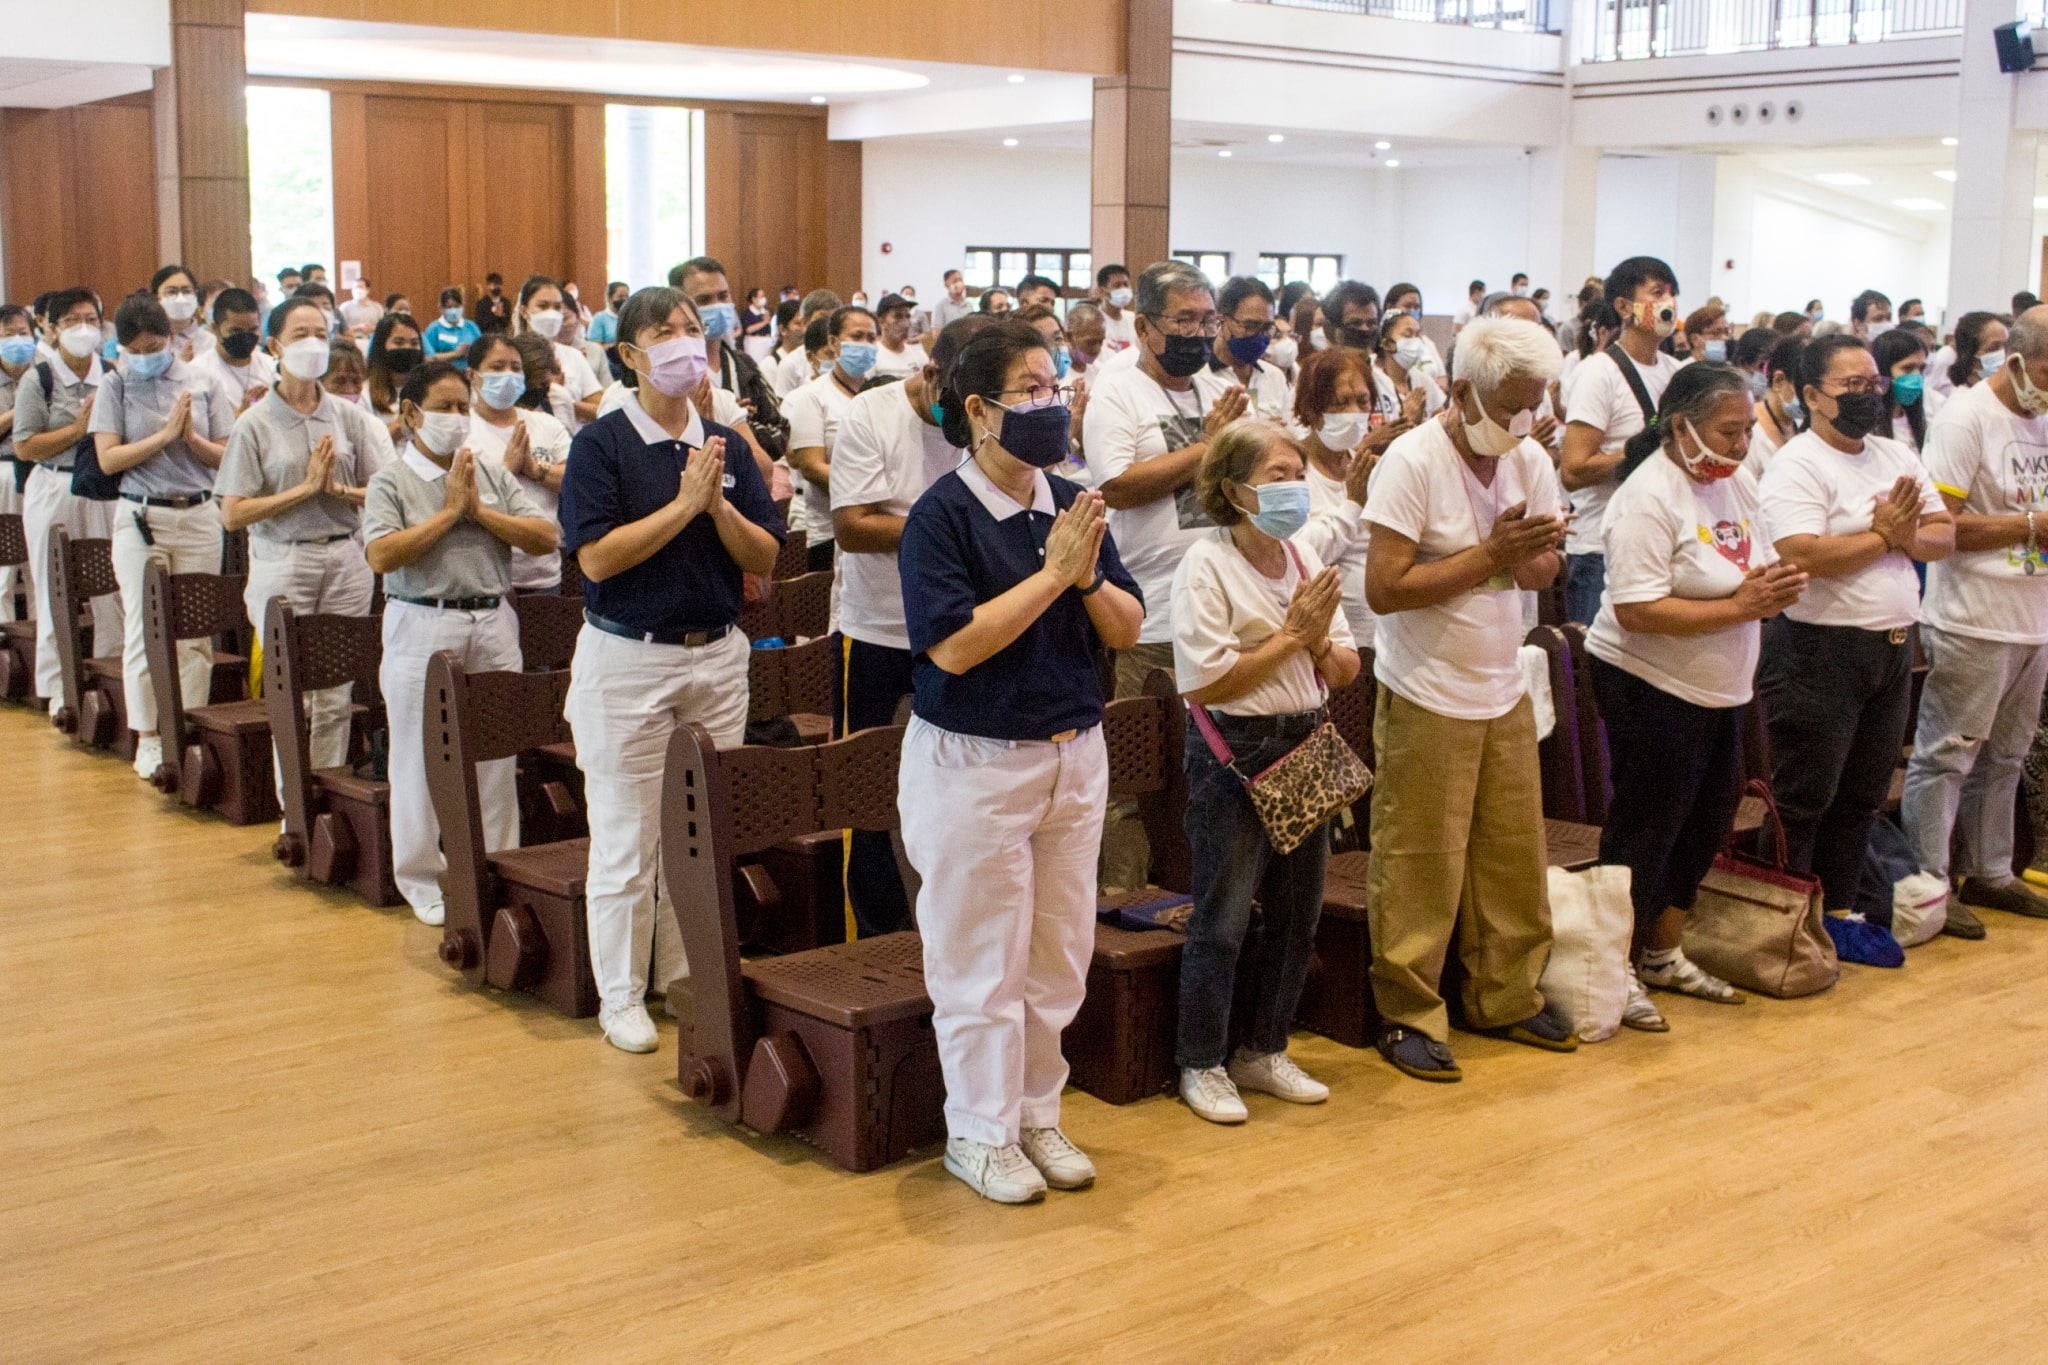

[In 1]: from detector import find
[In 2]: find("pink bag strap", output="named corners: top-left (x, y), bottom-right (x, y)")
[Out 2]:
top-left (1734, 777), bottom-right (1792, 871)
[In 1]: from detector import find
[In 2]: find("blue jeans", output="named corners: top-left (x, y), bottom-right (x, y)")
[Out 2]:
top-left (1564, 552), bottom-right (1605, 626)
top-left (1176, 713), bottom-right (1330, 1070)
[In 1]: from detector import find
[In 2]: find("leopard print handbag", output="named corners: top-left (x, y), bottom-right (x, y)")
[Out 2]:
top-left (1188, 705), bottom-right (1373, 856)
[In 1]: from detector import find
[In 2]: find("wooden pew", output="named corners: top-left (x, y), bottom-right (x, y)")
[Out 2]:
top-left (46, 529), bottom-right (129, 757)
top-left (0, 512), bottom-right (31, 702)
top-left (141, 562), bottom-right (277, 824)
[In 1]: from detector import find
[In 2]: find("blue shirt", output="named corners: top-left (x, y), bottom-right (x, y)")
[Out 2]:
top-left (423, 318), bottom-right (481, 368)
top-left (559, 393), bottom-right (785, 635)
top-left (587, 311), bottom-right (619, 345)
top-left (901, 460), bottom-right (1139, 741)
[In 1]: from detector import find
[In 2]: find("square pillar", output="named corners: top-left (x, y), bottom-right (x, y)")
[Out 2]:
top-left (1947, 0), bottom-right (2040, 315)
top-left (1091, 0), bottom-right (1171, 275)
top-left (153, 0), bottom-right (251, 285)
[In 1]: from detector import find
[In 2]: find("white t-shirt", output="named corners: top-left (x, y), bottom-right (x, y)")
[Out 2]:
top-left (1743, 404), bottom-right (1793, 480)
top-left (189, 346), bottom-right (277, 413)
top-left (1586, 453), bottom-right (1775, 708)
top-left (1364, 419), bottom-right (1562, 721)
top-left (552, 342), bottom-right (602, 429)
top-left (1100, 308), bottom-right (1138, 353)
top-left (1172, 530), bottom-right (1355, 718)
top-left (1096, 343), bottom-right (1144, 376)
top-left (783, 373), bottom-right (860, 545)
top-left (1081, 364), bottom-right (1233, 643)
top-left (829, 383), bottom-right (961, 650)
top-left (1757, 429), bottom-right (1944, 631)
top-left (1921, 381), bottom-right (2048, 645)
top-left (466, 406), bottom-right (571, 590)
top-left (873, 340), bottom-right (928, 380)
top-left (1217, 358), bottom-right (1294, 425)
top-left (772, 346), bottom-right (815, 399)
top-left (1927, 345), bottom-right (1958, 398)
top-left (1372, 363), bottom-right (1446, 426)
top-left (1299, 461), bottom-right (1373, 647)
top-left (1563, 348), bottom-right (1682, 555)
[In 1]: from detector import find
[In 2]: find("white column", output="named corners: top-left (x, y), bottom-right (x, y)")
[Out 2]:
top-left (1709, 156), bottom-right (1758, 320)
top-left (1525, 144), bottom-right (1601, 303)
top-left (1946, 0), bottom-right (2040, 315)
top-left (622, 106), bottom-right (657, 289)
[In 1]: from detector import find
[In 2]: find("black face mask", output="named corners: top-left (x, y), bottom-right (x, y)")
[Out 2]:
top-left (1338, 323), bottom-right (1377, 350)
top-left (1155, 332), bottom-right (1211, 379)
top-left (989, 403), bottom-right (1073, 467)
top-left (382, 346), bottom-right (423, 376)
top-left (220, 330), bottom-right (260, 361)
top-left (1829, 391), bottom-right (1885, 441)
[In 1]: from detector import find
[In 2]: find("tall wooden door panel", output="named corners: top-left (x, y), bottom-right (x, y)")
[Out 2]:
top-left (464, 103), bottom-right (570, 288)
top-left (362, 97), bottom-right (460, 321)
top-left (0, 97), bottom-right (158, 307)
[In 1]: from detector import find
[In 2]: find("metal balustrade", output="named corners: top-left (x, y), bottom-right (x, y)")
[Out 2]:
top-left (1234, 0), bottom-right (1557, 32)
top-left (1585, 0), bottom-right (1969, 61)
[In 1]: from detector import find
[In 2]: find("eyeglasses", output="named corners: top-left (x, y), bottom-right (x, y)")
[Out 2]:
top-left (1826, 378), bottom-right (1891, 397)
top-left (1146, 312), bottom-right (1223, 338)
top-left (1225, 318), bottom-right (1277, 339)
top-left (992, 384), bottom-right (1077, 410)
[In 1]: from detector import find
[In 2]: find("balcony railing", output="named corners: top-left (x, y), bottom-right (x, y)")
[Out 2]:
top-left (1235, 0), bottom-right (1558, 32)
top-left (1583, 0), bottom-right (1968, 62)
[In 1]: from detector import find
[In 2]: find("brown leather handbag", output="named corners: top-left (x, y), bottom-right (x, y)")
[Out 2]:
top-left (1683, 781), bottom-right (1840, 999)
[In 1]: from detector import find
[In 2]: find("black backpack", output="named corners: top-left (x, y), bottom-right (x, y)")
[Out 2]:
top-left (27, 362), bottom-right (120, 501)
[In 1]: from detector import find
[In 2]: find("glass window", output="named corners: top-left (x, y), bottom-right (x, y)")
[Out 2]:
top-left (246, 87), bottom-right (334, 294)
top-left (962, 250), bottom-right (997, 291)
top-left (964, 246), bottom-right (1090, 299)
top-left (1173, 251), bottom-right (1232, 281)
top-left (606, 105), bottom-right (704, 290)
top-left (1259, 252), bottom-right (1343, 295)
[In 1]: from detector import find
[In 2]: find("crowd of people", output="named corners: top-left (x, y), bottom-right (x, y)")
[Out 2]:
top-left (5, 248), bottom-right (2047, 1207)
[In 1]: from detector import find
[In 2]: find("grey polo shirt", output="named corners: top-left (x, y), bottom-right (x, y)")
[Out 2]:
top-left (11, 354), bottom-right (102, 469)
top-left (215, 389), bottom-right (394, 542)
top-left (89, 357), bottom-right (235, 498)
top-left (0, 364), bottom-right (20, 460)
top-left (361, 443), bottom-right (541, 602)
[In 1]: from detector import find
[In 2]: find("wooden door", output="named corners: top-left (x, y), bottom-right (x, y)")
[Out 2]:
top-left (362, 96), bottom-right (463, 320)
top-left (464, 102), bottom-right (571, 291)
top-left (0, 95), bottom-right (158, 308)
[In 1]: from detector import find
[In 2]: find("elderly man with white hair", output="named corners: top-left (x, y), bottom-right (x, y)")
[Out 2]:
top-left (1361, 316), bottom-right (1576, 1083)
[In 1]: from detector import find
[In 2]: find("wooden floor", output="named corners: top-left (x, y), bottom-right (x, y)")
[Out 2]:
top-left (6, 703), bottom-right (2048, 1363)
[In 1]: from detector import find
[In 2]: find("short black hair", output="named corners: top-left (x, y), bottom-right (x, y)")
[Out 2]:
top-left (1468, 279), bottom-right (1486, 294)
top-left (977, 289), bottom-right (1012, 314)
top-left (1733, 326), bottom-right (1778, 369)
top-left (294, 282), bottom-right (335, 304)
top-left (1797, 333), bottom-right (1869, 405)
top-left (1015, 273), bottom-right (1060, 297)
top-left (211, 287), bottom-right (260, 325)
top-left (1511, 272), bottom-right (1529, 284)
top-left (1320, 280), bottom-right (1380, 328)
top-left (804, 314), bottom-right (832, 353)
top-left (2015, 291), bottom-right (2041, 316)
top-left (439, 287), bottom-right (464, 308)
top-left (1218, 275), bottom-right (1275, 317)
top-left (268, 295), bottom-right (325, 339)
top-left (1096, 263), bottom-right (1130, 288)
top-left (1604, 256), bottom-right (1678, 307)
top-left (398, 358), bottom-right (466, 410)
top-left (829, 305), bottom-right (875, 338)
top-left (301, 262), bottom-right (326, 277)
top-left (150, 264), bottom-right (195, 294)
top-left (384, 293), bottom-right (407, 311)
top-left (114, 293), bottom-right (172, 345)
top-left (1384, 281), bottom-right (1422, 310)
top-left (1898, 297), bottom-right (1924, 317)
top-left (276, 267), bottom-right (302, 284)
top-left (484, 271), bottom-right (503, 285)
top-left (44, 287), bottom-right (99, 325)
top-left (943, 269), bottom-right (963, 283)
top-left (0, 303), bottom-right (29, 331)
top-left (671, 256), bottom-right (727, 288)
top-left (774, 298), bottom-right (803, 328)
top-left (1850, 289), bottom-right (1891, 322)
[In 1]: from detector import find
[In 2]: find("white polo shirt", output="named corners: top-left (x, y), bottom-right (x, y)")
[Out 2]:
top-left (829, 382), bottom-right (961, 650)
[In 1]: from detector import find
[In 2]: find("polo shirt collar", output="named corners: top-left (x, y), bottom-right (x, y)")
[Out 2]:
top-left (956, 454), bottom-right (1053, 522)
top-left (260, 387), bottom-right (337, 430)
top-left (50, 352), bottom-right (100, 389)
top-left (619, 386), bottom-right (705, 449)
top-left (402, 441), bottom-right (448, 482)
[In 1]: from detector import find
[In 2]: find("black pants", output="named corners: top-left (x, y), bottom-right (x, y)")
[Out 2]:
top-left (1756, 617), bottom-right (1913, 910)
top-left (840, 635), bottom-right (914, 935)
top-left (807, 537), bottom-right (835, 574)
top-left (1591, 657), bottom-right (1744, 937)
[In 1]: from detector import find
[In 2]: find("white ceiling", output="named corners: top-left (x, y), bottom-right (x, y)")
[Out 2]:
top-left (909, 119), bottom-right (1526, 171)
top-left (1720, 137), bottom-right (2048, 223)
top-left (0, 55), bottom-right (153, 108)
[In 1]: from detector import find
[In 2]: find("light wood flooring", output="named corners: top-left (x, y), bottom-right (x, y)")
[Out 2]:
top-left (4, 704), bottom-right (2047, 1362)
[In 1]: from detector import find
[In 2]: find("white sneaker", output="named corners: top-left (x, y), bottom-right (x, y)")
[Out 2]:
top-left (600, 1002), bottom-right (658, 1054)
top-left (1179, 1066), bottom-right (1249, 1124)
top-left (1640, 947), bottom-right (1745, 1004)
top-left (1621, 964), bottom-right (1669, 1032)
top-left (1227, 1048), bottom-right (1330, 1104)
top-left (943, 1136), bottom-right (1047, 1204)
top-left (132, 734), bottom-right (164, 781)
top-left (412, 901), bottom-right (445, 927)
top-left (1019, 1126), bottom-right (1096, 1190)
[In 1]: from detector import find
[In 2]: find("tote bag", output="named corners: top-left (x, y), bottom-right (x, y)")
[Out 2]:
top-left (1683, 781), bottom-right (1839, 999)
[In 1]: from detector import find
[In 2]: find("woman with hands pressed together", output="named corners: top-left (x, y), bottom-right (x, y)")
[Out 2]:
top-left (1757, 334), bottom-right (1954, 928)
top-left (1361, 317), bottom-right (1576, 1083)
top-left (1293, 347), bottom-right (1387, 646)
top-left (897, 322), bottom-right (1142, 1205)
top-left (557, 287), bottom-right (784, 1056)
top-left (1585, 362), bottom-right (1808, 1030)
top-left (362, 361), bottom-right (557, 927)
top-left (1171, 420), bottom-right (1360, 1125)
top-left (464, 333), bottom-right (570, 592)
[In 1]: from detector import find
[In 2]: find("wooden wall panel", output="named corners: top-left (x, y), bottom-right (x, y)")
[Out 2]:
top-left (0, 97), bottom-right (160, 306)
top-left (825, 140), bottom-right (863, 302)
top-left (464, 102), bottom-right (570, 287)
top-left (154, 0), bottom-right (251, 290)
top-left (362, 98), bottom-right (459, 323)
top-left (567, 103), bottom-right (608, 300)
top-left (329, 90), bottom-right (371, 288)
top-left (703, 109), bottom-right (829, 300)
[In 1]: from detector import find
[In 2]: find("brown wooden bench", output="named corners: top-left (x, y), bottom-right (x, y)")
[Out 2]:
top-left (775, 569), bottom-right (834, 643)
top-left (664, 720), bottom-right (944, 1172)
top-left (47, 528), bottom-right (130, 757)
top-left (141, 561), bottom-right (278, 824)
top-left (734, 634), bottom-right (843, 954)
top-left (0, 512), bottom-right (31, 702)
top-left (510, 590), bottom-right (589, 846)
top-left (1525, 625), bottom-right (1588, 824)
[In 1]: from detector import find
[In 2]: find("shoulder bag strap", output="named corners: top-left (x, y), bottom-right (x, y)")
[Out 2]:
top-left (1605, 342), bottom-right (1659, 432)
top-left (1187, 700), bottom-right (1239, 772)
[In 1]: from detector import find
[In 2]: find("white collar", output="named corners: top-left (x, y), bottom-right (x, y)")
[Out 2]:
top-left (957, 453), bottom-right (1054, 522)
top-left (402, 441), bottom-right (449, 482)
top-left (619, 386), bottom-right (705, 448)
top-left (50, 352), bottom-right (101, 389)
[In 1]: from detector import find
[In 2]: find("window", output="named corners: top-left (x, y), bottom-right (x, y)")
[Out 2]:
top-left (606, 105), bottom-right (705, 289)
top-left (1258, 253), bottom-right (1344, 294)
top-left (1172, 251), bottom-right (1233, 281)
top-left (963, 246), bottom-right (1091, 300)
top-left (247, 86), bottom-right (334, 291)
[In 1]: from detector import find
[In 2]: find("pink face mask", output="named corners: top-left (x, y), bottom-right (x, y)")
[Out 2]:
top-left (638, 334), bottom-right (708, 397)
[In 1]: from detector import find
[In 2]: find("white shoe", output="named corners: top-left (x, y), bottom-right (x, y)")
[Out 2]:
top-left (1640, 947), bottom-right (1744, 1004)
top-left (600, 1002), bottom-right (658, 1054)
top-left (132, 735), bottom-right (164, 781)
top-left (1179, 1066), bottom-right (1248, 1124)
top-left (1019, 1126), bottom-right (1096, 1190)
top-left (1622, 964), bottom-right (1669, 1032)
top-left (412, 901), bottom-right (445, 927)
top-left (1227, 1047), bottom-right (1330, 1104)
top-left (943, 1136), bottom-right (1046, 1204)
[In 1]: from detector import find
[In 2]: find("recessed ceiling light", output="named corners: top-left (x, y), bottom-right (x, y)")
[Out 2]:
top-left (1007, 73), bottom-right (1025, 84)
top-left (1218, 149), bottom-right (1232, 158)
top-left (1942, 136), bottom-right (1958, 146)
top-left (1267, 133), bottom-right (1285, 143)
top-left (1375, 140), bottom-right (1392, 151)
top-left (1817, 172), bottom-right (1871, 186)
top-left (809, 95), bottom-right (827, 105)
top-left (1933, 169), bottom-right (1956, 182)
top-left (1893, 197), bottom-right (1944, 211)
top-left (1386, 159), bottom-right (1401, 168)
top-left (1002, 137), bottom-right (1019, 147)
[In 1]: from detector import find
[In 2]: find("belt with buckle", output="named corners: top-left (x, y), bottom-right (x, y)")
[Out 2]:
top-left (1887, 627), bottom-right (1909, 646)
top-left (585, 609), bottom-right (730, 649)
top-left (391, 593), bottom-right (501, 612)
top-left (123, 491), bottom-right (212, 510)
top-left (285, 532), bottom-right (354, 545)
top-left (1208, 708), bottom-right (1326, 740)
top-left (1046, 728), bottom-right (1080, 744)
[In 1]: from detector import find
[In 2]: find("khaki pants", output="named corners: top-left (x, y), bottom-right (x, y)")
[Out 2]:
top-left (1100, 640), bottom-right (1176, 892)
top-left (1366, 685), bottom-right (1551, 1041)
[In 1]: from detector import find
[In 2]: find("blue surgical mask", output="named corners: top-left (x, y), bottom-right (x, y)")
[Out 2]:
top-left (1054, 345), bottom-right (1071, 379)
top-left (1703, 339), bottom-right (1727, 363)
top-left (1783, 395), bottom-right (1806, 425)
top-left (0, 336), bottom-right (36, 367)
top-left (836, 340), bottom-right (878, 379)
top-left (478, 371), bottom-right (526, 409)
top-left (929, 402), bottom-right (946, 425)
top-left (703, 302), bottom-right (741, 341)
top-left (1891, 371), bottom-right (1924, 407)
top-left (1745, 371), bottom-right (1769, 400)
top-left (442, 307), bottom-right (463, 327)
top-left (1241, 480), bottom-right (1312, 540)
top-left (121, 348), bottom-right (173, 382)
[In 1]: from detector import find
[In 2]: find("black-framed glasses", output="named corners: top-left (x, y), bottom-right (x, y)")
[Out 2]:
top-left (1826, 378), bottom-right (1891, 397)
top-left (992, 384), bottom-right (1078, 410)
top-left (1225, 318), bottom-right (1277, 339)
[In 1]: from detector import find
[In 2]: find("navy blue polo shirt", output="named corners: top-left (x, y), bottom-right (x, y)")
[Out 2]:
top-left (900, 460), bottom-right (1140, 741)
top-left (558, 395), bottom-right (785, 635)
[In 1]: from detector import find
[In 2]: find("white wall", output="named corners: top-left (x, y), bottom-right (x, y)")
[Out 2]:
top-left (1744, 185), bottom-right (1948, 325)
top-left (861, 140), bottom-right (1089, 298)
top-left (1167, 156), bottom-right (1390, 289)
top-left (1592, 153), bottom-right (1718, 307)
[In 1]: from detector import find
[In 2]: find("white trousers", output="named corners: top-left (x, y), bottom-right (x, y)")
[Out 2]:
top-left (382, 599), bottom-right (524, 915)
top-left (898, 716), bottom-right (1105, 1148)
top-left (23, 463), bottom-right (119, 700)
top-left (564, 623), bottom-right (750, 1013)
top-left (111, 500), bottom-right (222, 735)
top-left (243, 535), bottom-right (376, 778)
top-left (0, 463), bottom-right (30, 624)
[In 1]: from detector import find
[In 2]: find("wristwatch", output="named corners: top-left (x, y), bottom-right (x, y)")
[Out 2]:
top-left (1078, 568), bottom-right (1108, 596)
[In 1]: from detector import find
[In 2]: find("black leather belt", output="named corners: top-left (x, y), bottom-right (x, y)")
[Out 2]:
top-left (1208, 708), bottom-right (1325, 740)
top-left (284, 533), bottom-right (355, 545)
top-left (585, 609), bottom-right (730, 648)
top-left (123, 491), bottom-right (212, 509)
top-left (391, 593), bottom-right (501, 611)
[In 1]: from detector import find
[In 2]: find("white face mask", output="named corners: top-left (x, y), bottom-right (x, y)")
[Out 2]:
top-left (1393, 337), bottom-right (1431, 370)
top-left (2009, 357), bottom-right (2048, 417)
top-left (58, 323), bottom-right (101, 359)
top-left (1318, 411), bottom-right (1373, 452)
top-left (1266, 337), bottom-right (1299, 370)
top-left (1866, 320), bottom-right (1894, 341)
top-left (1108, 287), bottom-right (1133, 309)
top-left (527, 308), bottom-right (564, 339)
top-left (1309, 326), bottom-right (1328, 352)
top-left (413, 411), bottom-right (470, 457)
top-left (161, 294), bottom-right (199, 322)
top-left (281, 336), bottom-right (331, 381)
top-left (1461, 389), bottom-right (1534, 457)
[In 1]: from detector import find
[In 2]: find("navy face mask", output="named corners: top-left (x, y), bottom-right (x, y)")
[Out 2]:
top-left (987, 400), bottom-right (1073, 467)
top-left (1226, 333), bottom-right (1271, 367)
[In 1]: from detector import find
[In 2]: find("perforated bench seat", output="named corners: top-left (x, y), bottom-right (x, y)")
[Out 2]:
top-left (488, 837), bottom-right (589, 900)
top-left (188, 697), bottom-right (269, 736)
top-left (742, 931), bottom-right (932, 1029)
top-left (1067, 913), bottom-right (1186, 1105)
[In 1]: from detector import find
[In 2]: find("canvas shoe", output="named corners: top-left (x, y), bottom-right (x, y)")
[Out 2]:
top-left (132, 734), bottom-right (164, 782)
top-left (944, 1137), bottom-right (1047, 1204)
top-left (1227, 1048), bottom-right (1330, 1104)
top-left (1019, 1127), bottom-right (1096, 1190)
top-left (1180, 1066), bottom-right (1249, 1124)
top-left (600, 1002), bottom-right (658, 1053)
top-left (412, 901), bottom-right (446, 927)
